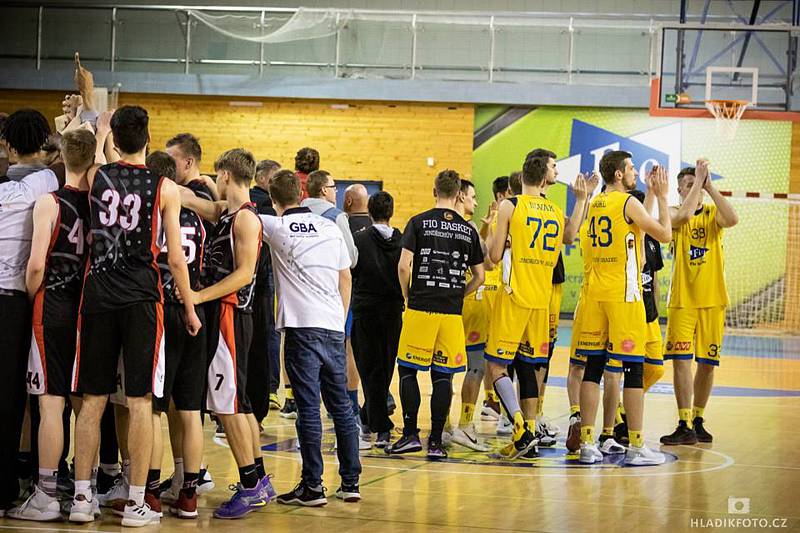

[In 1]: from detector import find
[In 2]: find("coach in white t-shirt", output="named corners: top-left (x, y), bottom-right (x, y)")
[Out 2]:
top-left (260, 169), bottom-right (362, 507)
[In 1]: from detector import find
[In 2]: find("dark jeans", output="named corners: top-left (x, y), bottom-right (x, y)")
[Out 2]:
top-left (0, 293), bottom-right (30, 508)
top-left (284, 327), bottom-right (361, 487)
top-left (266, 269), bottom-right (280, 395)
top-left (351, 311), bottom-right (402, 433)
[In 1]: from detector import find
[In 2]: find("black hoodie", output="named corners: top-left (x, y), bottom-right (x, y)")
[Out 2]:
top-left (351, 225), bottom-right (404, 317)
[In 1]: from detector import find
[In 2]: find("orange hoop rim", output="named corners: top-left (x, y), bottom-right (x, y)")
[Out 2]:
top-left (705, 99), bottom-right (750, 108)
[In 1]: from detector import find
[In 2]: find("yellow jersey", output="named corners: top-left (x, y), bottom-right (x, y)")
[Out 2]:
top-left (668, 203), bottom-right (728, 308)
top-left (506, 194), bottom-right (564, 309)
top-left (483, 217), bottom-right (502, 289)
top-left (584, 190), bottom-right (642, 303)
top-left (464, 220), bottom-right (499, 303)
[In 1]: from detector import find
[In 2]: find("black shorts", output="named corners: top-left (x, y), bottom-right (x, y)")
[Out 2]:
top-left (205, 301), bottom-right (253, 415)
top-left (154, 305), bottom-right (206, 413)
top-left (75, 301), bottom-right (165, 398)
top-left (28, 290), bottom-right (80, 397)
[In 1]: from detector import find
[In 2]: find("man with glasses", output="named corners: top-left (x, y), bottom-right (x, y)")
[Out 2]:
top-left (301, 170), bottom-right (358, 267)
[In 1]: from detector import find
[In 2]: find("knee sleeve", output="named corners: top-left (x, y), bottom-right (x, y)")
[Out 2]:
top-left (623, 361), bottom-right (644, 389)
top-left (515, 360), bottom-right (539, 400)
top-left (466, 349), bottom-right (485, 376)
top-left (583, 355), bottom-right (605, 384)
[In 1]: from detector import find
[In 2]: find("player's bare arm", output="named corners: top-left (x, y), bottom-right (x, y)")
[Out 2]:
top-left (195, 208), bottom-right (260, 304)
top-left (201, 175), bottom-right (221, 201)
top-left (627, 166), bottom-right (672, 243)
top-left (670, 159), bottom-right (708, 228)
top-left (398, 248), bottom-right (414, 303)
top-left (25, 194), bottom-right (59, 301)
top-left (703, 171), bottom-right (739, 228)
top-left (161, 178), bottom-right (202, 336)
top-left (339, 268), bottom-right (352, 322)
top-left (464, 263), bottom-right (485, 296)
top-left (179, 186), bottom-right (226, 223)
top-left (563, 173), bottom-right (589, 244)
top-left (488, 199), bottom-right (514, 264)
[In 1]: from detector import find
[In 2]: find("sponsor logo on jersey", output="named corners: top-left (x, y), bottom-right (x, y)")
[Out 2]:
top-left (443, 211), bottom-right (453, 221)
top-left (289, 221), bottom-right (317, 233)
top-left (689, 245), bottom-right (708, 260)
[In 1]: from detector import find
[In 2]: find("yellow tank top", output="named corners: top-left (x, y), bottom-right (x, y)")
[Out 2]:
top-left (483, 217), bottom-right (501, 288)
top-left (668, 203), bottom-right (728, 308)
top-left (585, 190), bottom-right (642, 303)
top-left (507, 194), bottom-right (564, 308)
top-left (463, 219), bottom-right (499, 303)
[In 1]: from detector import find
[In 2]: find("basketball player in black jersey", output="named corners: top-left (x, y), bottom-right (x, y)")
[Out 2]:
top-left (69, 106), bottom-right (201, 527)
top-left (7, 130), bottom-right (94, 522)
top-left (144, 151), bottom-right (206, 518)
top-left (182, 148), bottom-right (273, 519)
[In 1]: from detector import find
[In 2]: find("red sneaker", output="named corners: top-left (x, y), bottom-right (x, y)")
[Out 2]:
top-left (169, 491), bottom-right (198, 519)
top-left (145, 492), bottom-right (162, 516)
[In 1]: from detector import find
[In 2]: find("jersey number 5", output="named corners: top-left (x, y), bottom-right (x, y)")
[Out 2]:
top-left (588, 216), bottom-right (613, 247)
top-left (161, 227), bottom-right (197, 264)
top-left (526, 217), bottom-right (559, 251)
top-left (98, 189), bottom-right (142, 230)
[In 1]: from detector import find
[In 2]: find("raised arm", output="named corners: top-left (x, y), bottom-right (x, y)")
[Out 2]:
top-left (161, 179), bottom-right (201, 336)
top-left (25, 195), bottom-right (58, 301)
top-left (489, 199), bottom-right (514, 264)
top-left (563, 173), bottom-right (589, 244)
top-left (671, 159), bottom-right (707, 228)
top-left (704, 175), bottom-right (739, 228)
top-left (626, 166), bottom-right (672, 243)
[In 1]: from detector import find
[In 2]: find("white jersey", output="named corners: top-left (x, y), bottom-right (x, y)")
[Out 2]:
top-left (260, 207), bottom-right (351, 332)
top-left (0, 169), bottom-right (59, 291)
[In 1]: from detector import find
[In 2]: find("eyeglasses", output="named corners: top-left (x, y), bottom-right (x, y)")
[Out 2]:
top-left (323, 183), bottom-right (337, 190)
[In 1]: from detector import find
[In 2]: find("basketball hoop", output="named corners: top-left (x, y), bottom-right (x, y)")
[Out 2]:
top-left (705, 99), bottom-right (749, 140)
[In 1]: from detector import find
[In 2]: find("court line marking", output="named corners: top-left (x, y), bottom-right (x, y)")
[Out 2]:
top-left (261, 444), bottom-right (735, 479)
top-left (0, 527), bottom-right (118, 533)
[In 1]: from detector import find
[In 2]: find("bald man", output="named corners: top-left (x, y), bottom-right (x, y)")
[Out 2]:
top-left (344, 184), bottom-right (371, 234)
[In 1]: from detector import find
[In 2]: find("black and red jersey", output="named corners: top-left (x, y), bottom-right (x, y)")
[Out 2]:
top-left (44, 185), bottom-right (90, 295)
top-left (202, 203), bottom-right (260, 312)
top-left (157, 206), bottom-right (205, 305)
top-left (82, 161), bottom-right (163, 313)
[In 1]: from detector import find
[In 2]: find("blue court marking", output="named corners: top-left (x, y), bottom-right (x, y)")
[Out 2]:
top-left (545, 376), bottom-right (800, 397)
top-left (259, 434), bottom-right (679, 469)
top-left (555, 324), bottom-right (800, 360)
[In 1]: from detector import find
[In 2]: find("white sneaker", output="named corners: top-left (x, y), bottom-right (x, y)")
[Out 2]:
top-left (536, 416), bottom-right (560, 437)
top-left (451, 425), bottom-right (489, 452)
top-left (18, 478), bottom-right (33, 500)
top-left (579, 443), bottom-right (604, 464)
top-left (92, 497), bottom-right (101, 518)
top-left (359, 434), bottom-right (373, 451)
top-left (98, 475), bottom-right (129, 507)
top-left (121, 502), bottom-right (161, 527)
top-left (441, 429), bottom-right (453, 448)
top-left (535, 428), bottom-right (557, 447)
top-left (496, 415), bottom-right (512, 435)
top-left (69, 495), bottom-right (95, 523)
top-left (599, 437), bottom-right (626, 455)
top-left (8, 486), bottom-right (62, 521)
top-left (197, 468), bottom-right (215, 494)
top-left (480, 401), bottom-right (501, 421)
top-left (625, 445), bottom-right (666, 466)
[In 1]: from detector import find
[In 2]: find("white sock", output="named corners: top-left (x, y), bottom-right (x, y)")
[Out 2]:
top-left (128, 485), bottom-right (145, 507)
top-left (75, 480), bottom-right (92, 500)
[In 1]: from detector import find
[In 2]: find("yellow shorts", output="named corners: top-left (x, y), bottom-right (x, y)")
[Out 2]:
top-left (664, 306), bottom-right (725, 366)
top-left (575, 298), bottom-right (647, 364)
top-left (461, 284), bottom-right (499, 350)
top-left (485, 289), bottom-right (549, 366)
top-left (570, 292), bottom-right (625, 372)
top-left (549, 283), bottom-right (563, 343)
top-left (645, 319), bottom-right (663, 367)
top-left (397, 308), bottom-right (466, 373)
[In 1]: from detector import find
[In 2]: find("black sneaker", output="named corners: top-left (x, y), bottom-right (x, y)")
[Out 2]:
top-left (385, 433), bottom-right (423, 455)
top-left (426, 439), bottom-right (448, 460)
top-left (214, 419), bottom-right (225, 438)
top-left (280, 399), bottom-right (298, 419)
top-left (387, 392), bottom-right (396, 416)
top-left (509, 423), bottom-right (537, 459)
top-left (693, 417), bottom-right (713, 443)
top-left (374, 431), bottom-right (391, 448)
top-left (335, 483), bottom-right (360, 502)
top-left (277, 482), bottom-right (327, 507)
top-left (660, 421), bottom-right (698, 445)
top-left (613, 421), bottom-right (630, 446)
top-left (522, 444), bottom-right (540, 459)
top-left (96, 469), bottom-right (119, 496)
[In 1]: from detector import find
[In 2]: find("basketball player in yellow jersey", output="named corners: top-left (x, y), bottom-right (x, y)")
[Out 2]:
top-left (485, 153), bottom-right (588, 459)
top-left (660, 160), bottom-right (738, 445)
top-left (575, 151), bottom-right (672, 466)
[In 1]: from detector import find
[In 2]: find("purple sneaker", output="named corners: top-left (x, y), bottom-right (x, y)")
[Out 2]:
top-left (259, 475), bottom-right (277, 503)
top-left (213, 484), bottom-right (267, 519)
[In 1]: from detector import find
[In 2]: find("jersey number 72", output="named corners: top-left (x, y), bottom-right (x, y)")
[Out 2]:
top-left (526, 217), bottom-right (559, 251)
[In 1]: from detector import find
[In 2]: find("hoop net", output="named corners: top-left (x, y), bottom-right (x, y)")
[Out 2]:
top-left (705, 99), bottom-right (749, 140)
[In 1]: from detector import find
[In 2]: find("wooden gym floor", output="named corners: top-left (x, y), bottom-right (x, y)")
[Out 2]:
top-left (1, 324), bottom-right (798, 532)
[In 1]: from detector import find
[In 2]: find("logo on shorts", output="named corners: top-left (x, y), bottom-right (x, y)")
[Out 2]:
top-left (455, 353), bottom-right (464, 365)
top-left (666, 341), bottom-right (673, 351)
top-left (621, 339), bottom-right (635, 353)
top-left (468, 331), bottom-right (480, 343)
top-left (432, 350), bottom-right (447, 365)
top-left (673, 341), bottom-right (692, 351)
top-left (496, 348), bottom-right (505, 355)
top-left (540, 342), bottom-right (550, 355)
